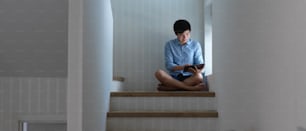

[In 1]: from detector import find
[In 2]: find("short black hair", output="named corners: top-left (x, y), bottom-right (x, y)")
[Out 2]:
top-left (173, 19), bottom-right (191, 34)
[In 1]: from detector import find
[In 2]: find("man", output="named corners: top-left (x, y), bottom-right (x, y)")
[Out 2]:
top-left (155, 19), bottom-right (207, 91)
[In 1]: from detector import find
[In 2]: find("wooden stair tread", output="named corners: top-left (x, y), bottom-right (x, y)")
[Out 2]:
top-left (107, 111), bottom-right (218, 117)
top-left (113, 76), bottom-right (125, 82)
top-left (111, 91), bottom-right (215, 97)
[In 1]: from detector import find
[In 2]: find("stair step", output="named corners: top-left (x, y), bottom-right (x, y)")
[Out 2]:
top-left (111, 91), bottom-right (215, 97)
top-left (107, 111), bottom-right (218, 117)
top-left (107, 91), bottom-right (218, 131)
top-left (110, 91), bottom-right (216, 112)
top-left (107, 114), bottom-right (218, 131)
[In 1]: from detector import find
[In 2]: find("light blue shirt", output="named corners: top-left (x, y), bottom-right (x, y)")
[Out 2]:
top-left (165, 38), bottom-right (204, 77)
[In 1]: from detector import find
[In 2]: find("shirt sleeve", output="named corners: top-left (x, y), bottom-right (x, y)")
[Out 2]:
top-left (194, 42), bottom-right (204, 65)
top-left (164, 42), bottom-right (177, 71)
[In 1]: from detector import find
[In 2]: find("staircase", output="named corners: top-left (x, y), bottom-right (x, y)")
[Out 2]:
top-left (106, 91), bottom-right (218, 131)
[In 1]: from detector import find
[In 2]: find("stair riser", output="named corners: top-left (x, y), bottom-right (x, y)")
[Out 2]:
top-left (107, 117), bottom-right (218, 131)
top-left (110, 97), bottom-right (216, 112)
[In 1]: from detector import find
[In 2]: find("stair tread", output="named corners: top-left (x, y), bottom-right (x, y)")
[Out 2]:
top-left (107, 111), bottom-right (218, 117)
top-left (111, 91), bottom-right (215, 97)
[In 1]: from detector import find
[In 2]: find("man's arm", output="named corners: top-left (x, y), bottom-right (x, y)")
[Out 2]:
top-left (193, 42), bottom-right (204, 65)
top-left (172, 64), bottom-right (191, 71)
top-left (164, 42), bottom-right (176, 71)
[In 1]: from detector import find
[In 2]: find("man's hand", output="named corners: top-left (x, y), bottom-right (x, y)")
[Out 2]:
top-left (172, 64), bottom-right (191, 71)
top-left (186, 65), bottom-right (203, 74)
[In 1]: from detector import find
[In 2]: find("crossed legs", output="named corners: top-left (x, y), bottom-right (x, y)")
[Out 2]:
top-left (155, 69), bottom-right (207, 91)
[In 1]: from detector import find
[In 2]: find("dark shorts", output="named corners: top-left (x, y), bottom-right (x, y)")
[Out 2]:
top-left (172, 73), bottom-right (192, 81)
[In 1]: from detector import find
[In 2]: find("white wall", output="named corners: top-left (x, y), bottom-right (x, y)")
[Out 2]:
top-left (0, 77), bottom-right (66, 131)
top-left (111, 0), bottom-right (205, 91)
top-left (213, 0), bottom-right (306, 130)
top-left (0, 0), bottom-right (68, 131)
top-left (0, 0), bottom-right (68, 77)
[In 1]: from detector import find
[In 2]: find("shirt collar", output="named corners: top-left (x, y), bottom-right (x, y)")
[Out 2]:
top-left (175, 38), bottom-right (191, 46)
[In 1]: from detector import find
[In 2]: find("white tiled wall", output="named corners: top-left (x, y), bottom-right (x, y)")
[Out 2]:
top-left (0, 77), bottom-right (67, 131)
top-left (0, 0), bottom-right (68, 130)
top-left (110, 97), bottom-right (216, 112)
top-left (27, 123), bottom-right (66, 131)
top-left (107, 117), bottom-right (218, 131)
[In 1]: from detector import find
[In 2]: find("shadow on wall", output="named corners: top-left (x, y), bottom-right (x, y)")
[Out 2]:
top-left (297, 126), bottom-right (306, 131)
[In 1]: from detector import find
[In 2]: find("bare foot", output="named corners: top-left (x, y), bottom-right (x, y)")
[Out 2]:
top-left (157, 83), bottom-right (186, 91)
top-left (157, 83), bottom-right (208, 91)
top-left (157, 85), bottom-right (181, 91)
top-left (190, 83), bottom-right (208, 91)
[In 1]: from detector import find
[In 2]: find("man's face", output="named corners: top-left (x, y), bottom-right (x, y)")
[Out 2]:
top-left (177, 30), bottom-right (190, 44)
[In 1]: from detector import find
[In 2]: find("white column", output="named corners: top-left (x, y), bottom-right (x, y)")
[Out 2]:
top-left (68, 0), bottom-right (113, 131)
top-left (82, 0), bottom-right (113, 130)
